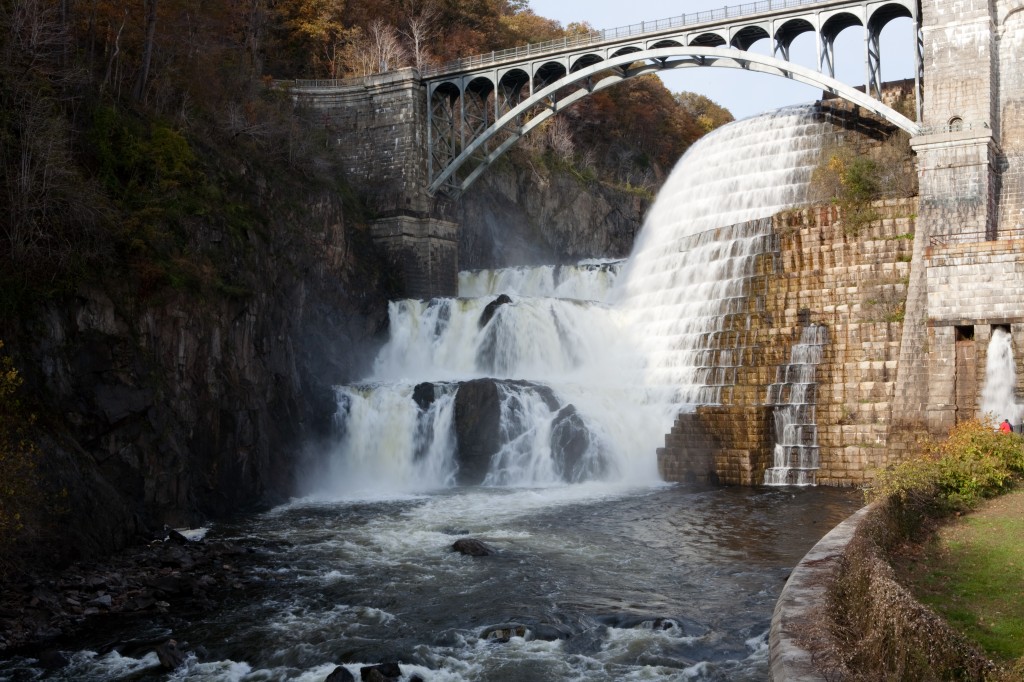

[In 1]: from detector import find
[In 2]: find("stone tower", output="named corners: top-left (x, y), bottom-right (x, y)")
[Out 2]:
top-left (894, 0), bottom-right (1024, 434)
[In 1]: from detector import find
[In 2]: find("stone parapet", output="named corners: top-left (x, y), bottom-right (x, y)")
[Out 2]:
top-left (769, 505), bottom-right (872, 681)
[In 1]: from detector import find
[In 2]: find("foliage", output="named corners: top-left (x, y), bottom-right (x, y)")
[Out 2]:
top-left (0, 341), bottom-right (42, 578)
top-left (868, 419), bottom-right (1024, 514)
top-left (823, 510), bottom-right (998, 681)
top-left (809, 131), bottom-right (917, 234)
top-left (558, 75), bottom-right (732, 192)
top-left (675, 92), bottom-right (733, 134)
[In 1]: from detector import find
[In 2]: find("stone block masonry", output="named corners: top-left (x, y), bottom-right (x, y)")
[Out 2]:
top-left (998, 8), bottom-right (1024, 238)
top-left (659, 200), bottom-right (917, 486)
top-left (292, 69), bottom-right (460, 297)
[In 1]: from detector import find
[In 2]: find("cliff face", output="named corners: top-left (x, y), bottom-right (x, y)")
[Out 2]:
top-left (458, 158), bottom-right (650, 269)
top-left (5, 181), bottom-right (389, 564)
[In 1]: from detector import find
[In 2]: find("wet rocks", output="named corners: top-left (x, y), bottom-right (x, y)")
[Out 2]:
top-left (411, 382), bottom-right (436, 410)
top-left (452, 379), bottom-right (503, 485)
top-left (0, 533), bottom-right (259, 655)
top-left (326, 666), bottom-right (355, 681)
top-left (451, 538), bottom-right (495, 557)
top-left (155, 639), bottom-right (187, 670)
top-left (452, 378), bottom-right (602, 484)
top-left (481, 623), bottom-right (530, 642)
top-left (360, 662), bottom-right (402, 680)
top-left (550, 404), bottom-right (596, 482)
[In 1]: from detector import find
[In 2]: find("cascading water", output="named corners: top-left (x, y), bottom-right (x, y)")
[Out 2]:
top-left (980, 327), bottom-right (1021, 427)
top-left (764, 325), bottom-right (828, 486)
top-left (615, 108), bottom-right (825, 408)
top-left (316, 106), bottom-right (828, 496)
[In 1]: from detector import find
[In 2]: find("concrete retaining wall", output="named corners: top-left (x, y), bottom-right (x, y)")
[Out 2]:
top-left (768, 504), bottom-right (872, 681)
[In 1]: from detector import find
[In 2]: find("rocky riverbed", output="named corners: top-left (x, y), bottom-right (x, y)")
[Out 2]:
top-left (0, 529), bottom-right (264, 669)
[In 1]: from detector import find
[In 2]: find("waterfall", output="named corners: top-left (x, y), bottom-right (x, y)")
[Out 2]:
top-left (764, 325), bottom-right (828, 486)
top-left (615, 107), bottom-right (823, 406)
top-left (980, 328), bottom-right (1021, 427)
top-left (459, 260), bottom-right (623, 301)
top-left (317, 107), bottom-right (825, 495)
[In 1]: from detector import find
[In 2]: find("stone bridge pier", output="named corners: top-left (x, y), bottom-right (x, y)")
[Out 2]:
top-left (293, 69), bottom-right (458, 299)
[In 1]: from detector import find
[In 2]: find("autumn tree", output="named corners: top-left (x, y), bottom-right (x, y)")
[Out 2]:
top-left (400, 0), bottom-right (439, 71)
top-left (500, 9), bottom-right (561, 45)
top-left (274, 0), bottom-right (355, 78)
top-left (675, 92), bottom-right (734, 133)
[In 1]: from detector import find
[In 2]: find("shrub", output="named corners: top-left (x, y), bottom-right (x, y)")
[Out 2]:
top-left (869, 419), bottom-right (1023, 513)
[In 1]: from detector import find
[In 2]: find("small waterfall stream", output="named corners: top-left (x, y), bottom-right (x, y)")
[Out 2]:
top-left (980, 327), bottom-right (1021, 428)
top-left (764, 325), bottom-right (828, 485)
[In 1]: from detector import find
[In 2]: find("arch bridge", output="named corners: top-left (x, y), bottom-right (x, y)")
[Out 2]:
top-left (424, 0), bottom-right (923, 195)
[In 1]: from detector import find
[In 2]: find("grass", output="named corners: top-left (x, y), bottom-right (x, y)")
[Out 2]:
top-left (897, 490), bottom-right (1024, 666)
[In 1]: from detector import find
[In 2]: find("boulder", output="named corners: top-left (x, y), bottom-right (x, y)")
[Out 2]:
top-left (452, 538), bottom-right (495, 557)
top-left (155, 639), bottom-right (187, 670)
top-left (481, 623), bottom-right (529, 642)
top-left (411, 383), bottom-right (436, 411)
top-left (452, 380), bottom-right (503, 485)
top-left (550, 405), bottom-right (597, 482)
top-left (453, 379), bottom-right (563, 485)
top-left (478, 294), bottom-right (513, 328)
top-left (359, 662), bottom-right (402, 680)
top-left (325, 666), bottom-right (355, 682)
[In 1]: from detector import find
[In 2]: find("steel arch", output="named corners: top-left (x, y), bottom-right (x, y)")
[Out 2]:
top-left (428, 46), bottom-right (921, 195)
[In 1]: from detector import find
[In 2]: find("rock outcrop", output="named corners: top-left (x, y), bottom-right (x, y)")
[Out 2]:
top-left (3, 183), bottom-right (389, 567)
top-left (459, 159), bottom-right (648, 269)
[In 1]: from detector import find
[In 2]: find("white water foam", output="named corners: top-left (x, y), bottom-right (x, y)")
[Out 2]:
top-left (980, 327), bottom-right (1022, 426)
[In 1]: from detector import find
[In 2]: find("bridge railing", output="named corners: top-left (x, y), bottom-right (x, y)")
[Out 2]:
top-left (421, 0), bottom-right (828, 78)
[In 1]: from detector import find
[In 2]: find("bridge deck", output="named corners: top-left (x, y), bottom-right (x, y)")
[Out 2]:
top-left (421, 0), bottom-right (865, 79)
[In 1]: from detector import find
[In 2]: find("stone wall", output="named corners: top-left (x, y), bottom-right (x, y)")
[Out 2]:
top-left (659, 200), bottom-right (917, 486)
top-left (998, 6), bottom-right (1024, 236)
top-left (922, 239), bottom-right (1024, 429)
top-left (920, 0), bottom-right (997, 128)
top-left (294, 69), bottom-right (433, 216)
top-left (770, 203), bottom-right (916, 485)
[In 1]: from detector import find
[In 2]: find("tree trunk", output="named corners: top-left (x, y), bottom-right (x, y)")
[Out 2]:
top-left (131, 0), bottom-right (158, 103)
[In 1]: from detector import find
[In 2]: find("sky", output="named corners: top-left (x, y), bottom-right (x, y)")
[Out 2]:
top-left (527, 0), bottom-right (916, 120)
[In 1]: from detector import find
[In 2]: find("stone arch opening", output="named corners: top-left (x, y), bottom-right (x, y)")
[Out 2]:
top-left (820, 12), bottom-right (865, 81)
top-left (610, 45), bottom-right (643, 59)
top-left (464, 77), bottom-right (496, 143)
top-left (534, 61), bottom-right (568, 91)
top-left (774, 18), bottom-right (815, 61)
top-left (497, 69), bottom-right (530, 111)
top-left (649, 39), bottom-right (684, 49)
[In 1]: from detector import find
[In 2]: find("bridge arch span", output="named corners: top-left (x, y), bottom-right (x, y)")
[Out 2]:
top-left (428, 45), bottom-right (921, 195)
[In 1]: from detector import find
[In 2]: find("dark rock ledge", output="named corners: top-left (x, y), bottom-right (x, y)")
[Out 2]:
top-left (0, 529), bottom-right (266, 660)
